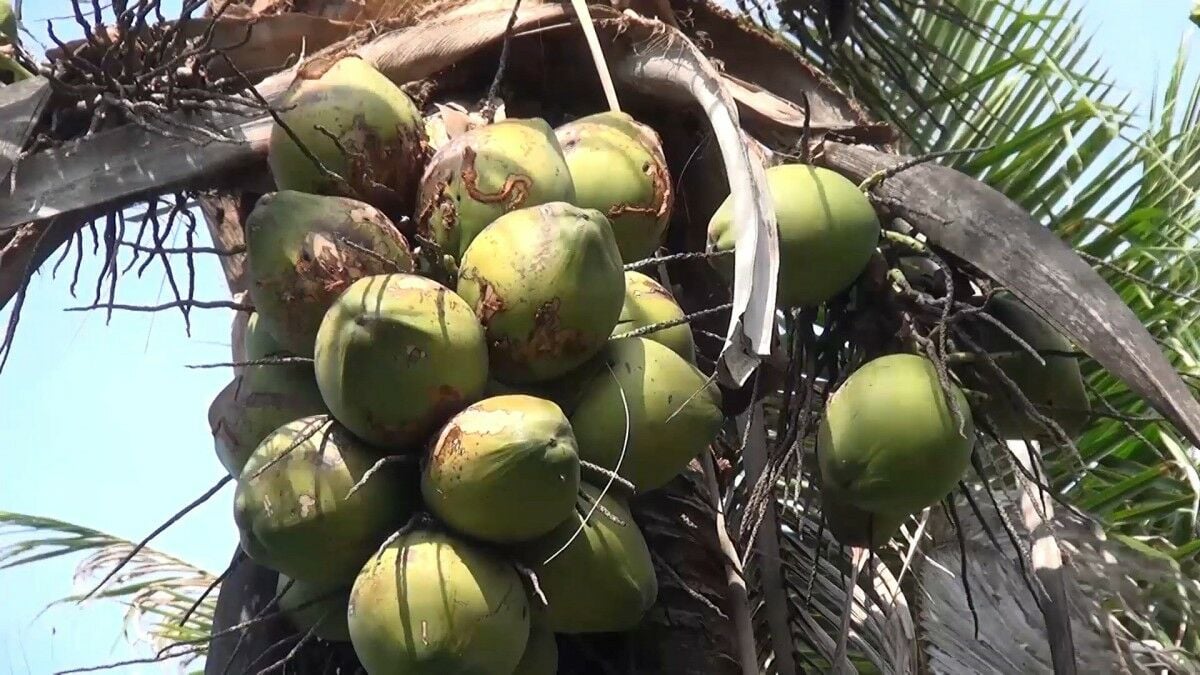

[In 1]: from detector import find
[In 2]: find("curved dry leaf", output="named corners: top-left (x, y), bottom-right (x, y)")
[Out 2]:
top-left (613, 15), bottom-right (779, 386)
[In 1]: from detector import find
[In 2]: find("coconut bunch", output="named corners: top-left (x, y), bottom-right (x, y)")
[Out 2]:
top-left (210, 50), bottom-right (1093, 670)
top-left (210, 53), bottom-right (727, 674)
top-left (706, 164), bottom-right (1090, 549)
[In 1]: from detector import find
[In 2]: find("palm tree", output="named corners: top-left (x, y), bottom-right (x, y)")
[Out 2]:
top-left (4, 0), bottom-right (1200, 673)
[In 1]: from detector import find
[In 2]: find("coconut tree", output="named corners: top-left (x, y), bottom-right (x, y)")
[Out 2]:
top-left (5, 0), bottom-right (1200, 673)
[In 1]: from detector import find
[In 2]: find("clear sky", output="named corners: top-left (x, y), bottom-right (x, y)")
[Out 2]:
top-left (0, 1), bottom-right (1197, 674)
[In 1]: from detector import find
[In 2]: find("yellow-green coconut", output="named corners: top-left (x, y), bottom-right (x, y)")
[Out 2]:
top-left (821, 487), bottom-right (906, 550)
top-left (348, 528), bottom-right (530, 675)
top-left (233, 416), bottom-right (419, 585)
top-left (211, 313), bottom-right (327, 476)
top-left (267, 55), bottom-right (426, 215)
top-left (962, 294), bottom-right (1090, 440)
top-left (313, 273), bottom-right (488, 449)
top-left (513, 606), bottom-right (558, 675)
top-left (416, 118), bottom-right (576, 259)
top-left (612, 271), bottom-right (696, 363)
top-left (457, 202), bottom-right (624, 383)
top-left (277, 575), bottom-right (352, 642)
top-left (555, 112), bottom-right (672, 263)
top-left (245, 191), bottom-right (415, 357)
top-left (422, 395), bottom-right (581, 544)
top-left (568, 337), bottom-right (722, 492)
top-left (513, 484), bottom-right (657, 633)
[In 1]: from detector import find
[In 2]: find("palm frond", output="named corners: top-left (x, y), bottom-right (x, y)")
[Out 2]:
top-left (0, 511), bottom-right (219, 665)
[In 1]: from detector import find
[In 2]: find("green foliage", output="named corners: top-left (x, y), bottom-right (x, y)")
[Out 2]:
top-left (755, 0), bottom-right (1200, 668)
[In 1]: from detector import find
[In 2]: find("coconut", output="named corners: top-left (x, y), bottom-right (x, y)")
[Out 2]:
top-left (555, 112), bottom-right (672, 263)
top-left (416, 118), bottom-right (576, 259)
top-left (267, 55), bottom-right (426, 215)
top-left (0, 1), bottom-right (16, 46)
top-left (348, 528), bottom-right (530, 675)
top-left (613, 271), bottom-right (696, 363)
top-left (962, 294), bottom-right (1090, 440)
top-left (277, 575), bottom-right (352, 642)
top-left (210, 314), bottom-right (327, 476)
top-left (513, 483), bottom-right (657, 633)
top-left (245, 191), bottom-right (415, 357)
top-left (457, 202), bottom-right (624, 383)
top-left (211, 369), bottom-right (327, 477)
top-left (513, 607), bottom-right (558, 675)
top-left (313, 273), bottom-right (488, 448)
top-left (233, 416), bottom-right (419, 585)
top-left (568, 337), bottom-right (722, 492)
top-left (818, 353), bottom-right (974, 515)
top-left (422, 395), bottom-right (581, 544)
top-left (821, 486), bottom-right (905, 550)
top-left (707, 164), bottom-right (880, 308)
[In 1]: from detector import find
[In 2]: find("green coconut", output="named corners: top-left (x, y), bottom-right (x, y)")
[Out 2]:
top-left (818, 353), bottom-right (974, 515)
top-left (514, 607), bottom-right (558, 675)
top-left (267, 55), bottom-right (426, 214)
top-left (234, 416), bottom-right (419, 585)
top-left (963, 294), bottom-right (1090, 440)
top-left (277, 575), bottom-right (352, 642)
top-left (348, 528), bottom-right (530, 675)
top-left (210, 314), bottom-right (327, 476)
top-left (514, 483), bottom-right (657, 633)
top-left (568, 337), bottom-right (722, 492)
top-left (245, 191), bottom-right (415, 357)
top-left (0, 1), bottom-right (17, 46)
top-left (821, 487), bottom-right (906, 550)
top-left (457, 202), bottom-right (624, 383)
top-left (555, 112), bottom-right (672, 263)
top-left (416, 118), bottom-right (576, 259)
top-left (313, 273), bottom-right (488, 448)
top-left (613, 271), bottom-right (696, 363)
top-left (422, 394), bottom-right (581, 543)
top-left (707, 164), bottom-right (880, 308)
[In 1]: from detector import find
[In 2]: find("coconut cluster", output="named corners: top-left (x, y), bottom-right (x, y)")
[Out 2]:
top-left (215, 55), bottom-right (720, 674)
top-left (703, 161), bottom-right (1089, 550)
top-left (212, 54), bottom-right (1092, 670)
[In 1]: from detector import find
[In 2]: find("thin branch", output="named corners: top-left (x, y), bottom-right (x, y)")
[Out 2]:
top-left (81, 475), bottom-right (233, 601)
top-left (65, 299), bottom-right (253, 313)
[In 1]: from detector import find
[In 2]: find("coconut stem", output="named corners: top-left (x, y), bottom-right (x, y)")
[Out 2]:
top-left (345, 455), bottom-right (418, 500)
top-left (579, 461), bottom-right (636, 493)
top-left (623, 248), bottom-right (733, 271)
top-left (64, 298), bottom-right (252, 313)
top-left (881, 229), bottom-right (927, 253)
top-left (856, 144), bottom-right (995, 192)
top-left (185, 356), bottom-right (313, 369)
top-left (611, 302), bottom-right (733, 341)
top-left (513, 561), bottom-right (549, 607)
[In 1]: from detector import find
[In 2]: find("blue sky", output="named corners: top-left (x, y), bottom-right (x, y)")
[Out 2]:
top-left (0, 1), bottom-right (1197, 674)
